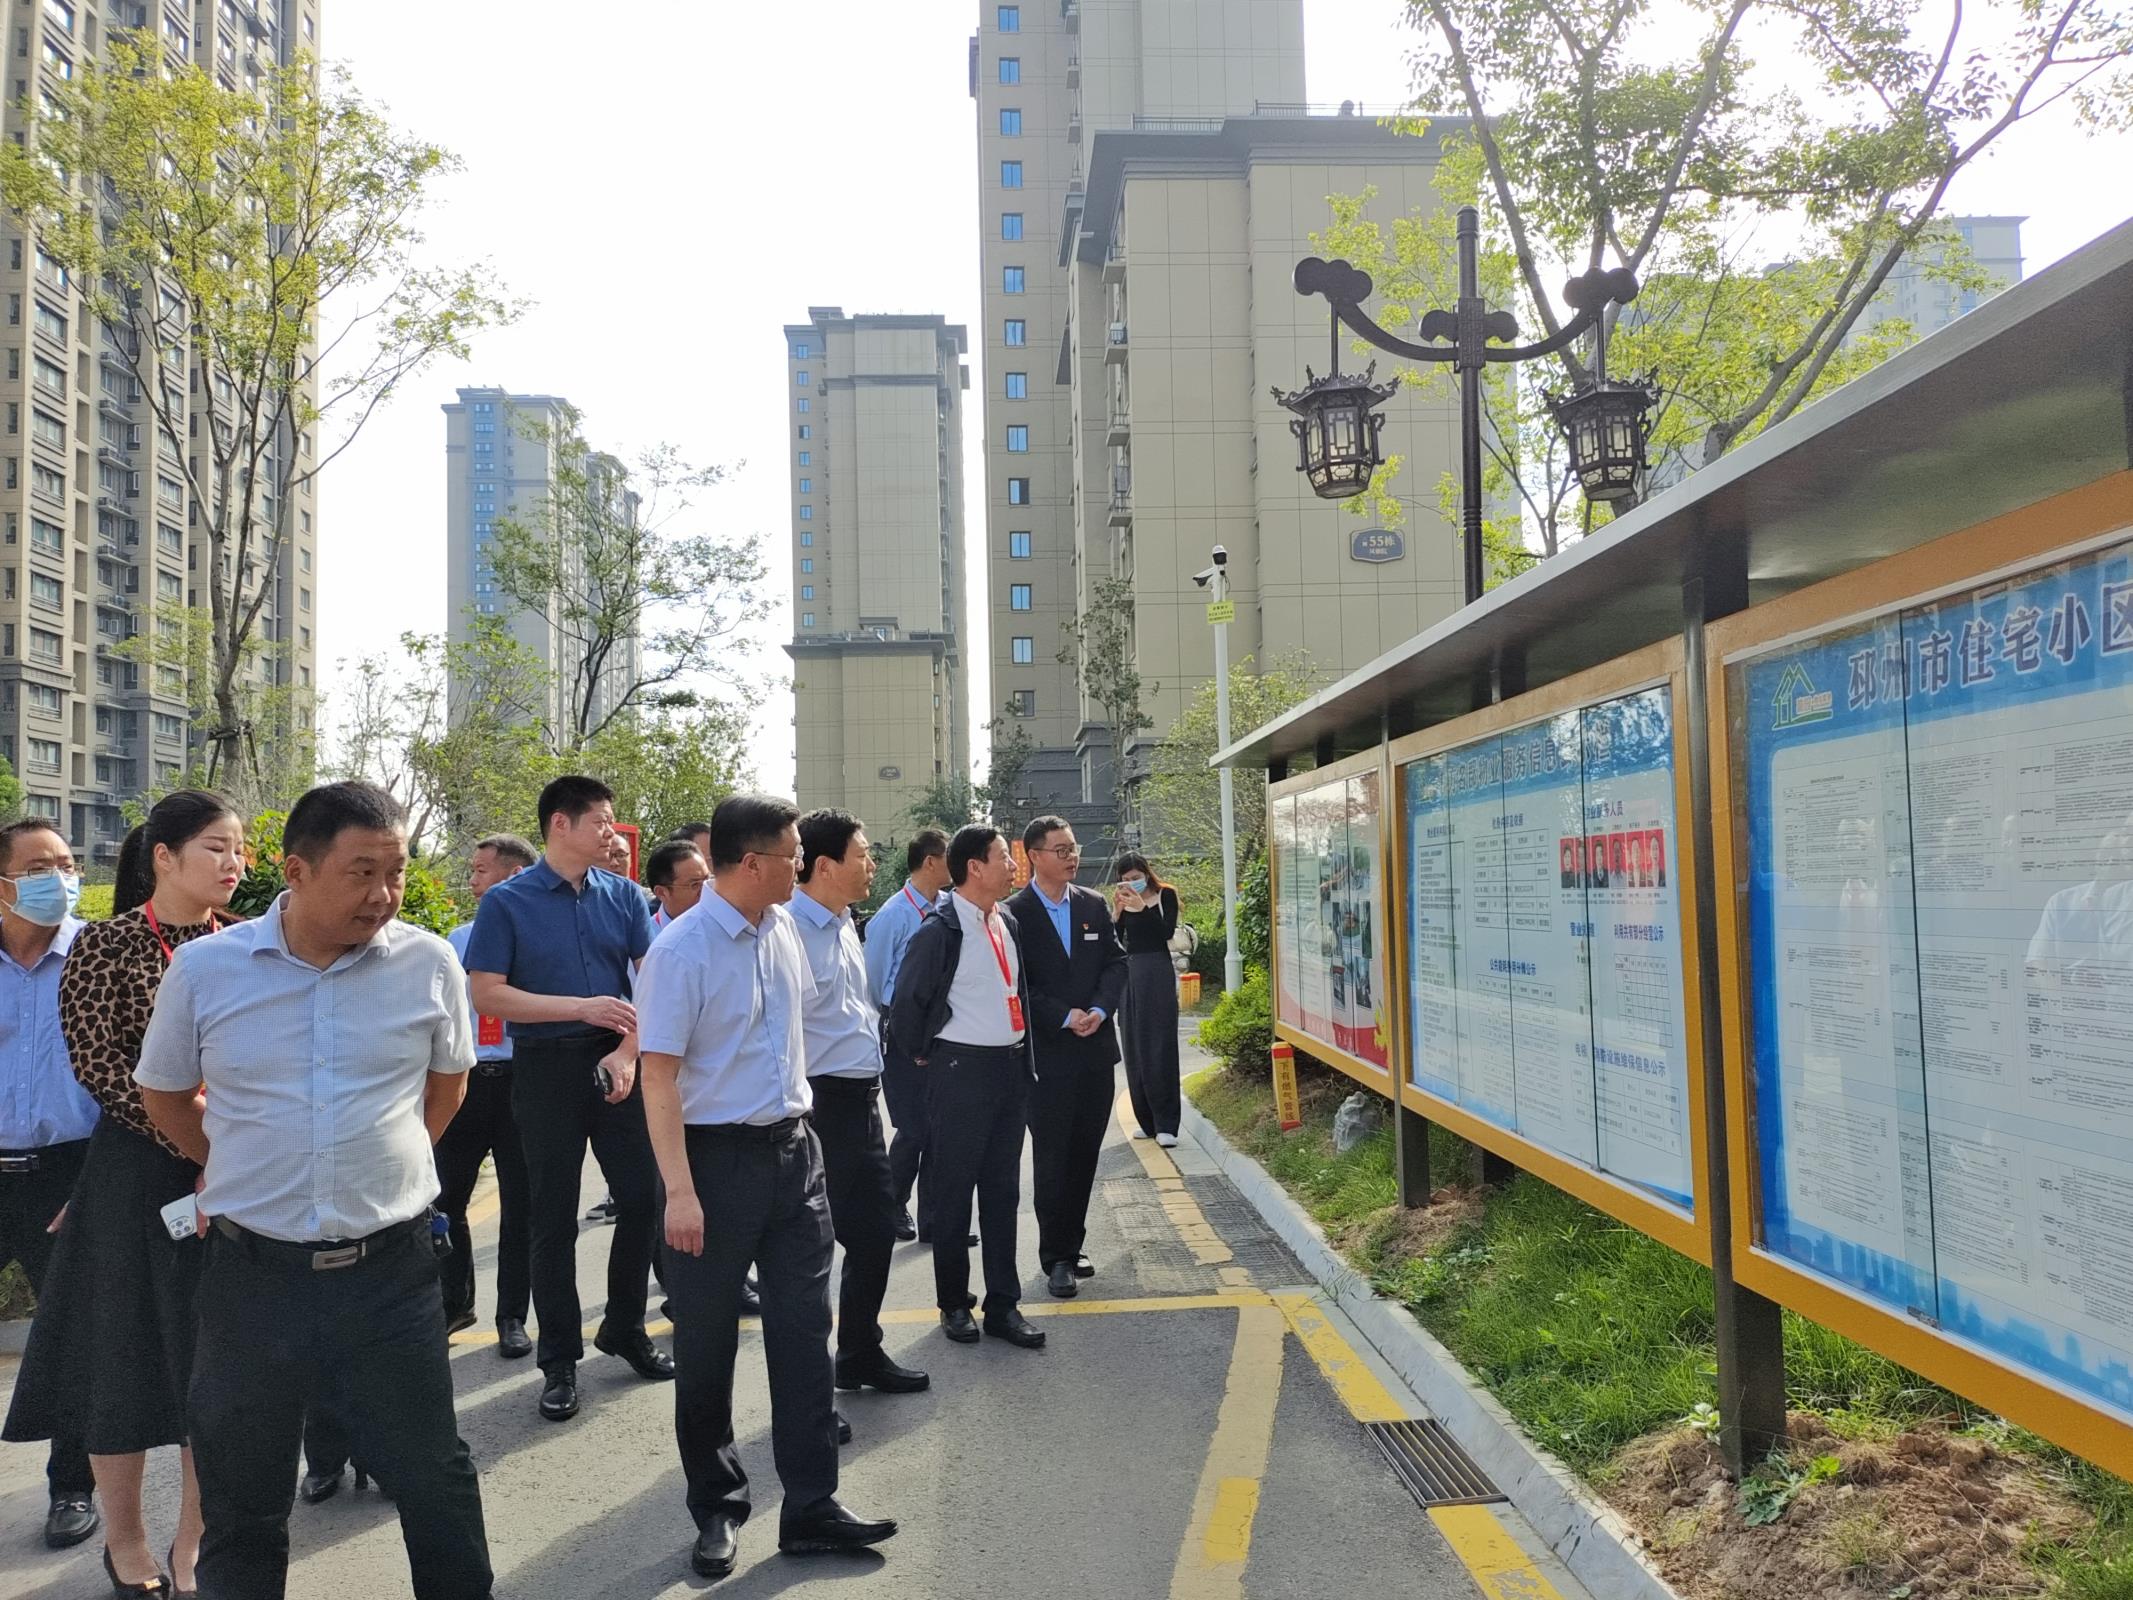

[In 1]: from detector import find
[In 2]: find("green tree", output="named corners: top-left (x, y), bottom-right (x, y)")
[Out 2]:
top-left (1320, 0), bottom-right (2131, 567)
top-left (0, 755), bottom-right (24, 823)
top-left (488, 405), bottom-right (768, 749)
top-left (1058, 574), bottom-right (1153, 825)
top-left (1140, 652), bottom-right (1321, 920)
top-left (900, 775), bottom-right (980, 837)
top-left (577, 707), bottom-right (752, 847)
top-left (978, 704), bottom-right (1039, 837)
top-left (0, 35), bottom-right (517, 790)
top-left (123, 604), bottom-right (316, 815)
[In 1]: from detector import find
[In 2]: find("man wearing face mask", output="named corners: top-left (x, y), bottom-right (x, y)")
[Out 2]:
top-left (0, 821), bottom-right (100, 1550)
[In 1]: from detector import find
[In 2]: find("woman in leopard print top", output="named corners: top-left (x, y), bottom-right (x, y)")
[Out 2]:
top-left (2, 790), bottom-right (245, 1595)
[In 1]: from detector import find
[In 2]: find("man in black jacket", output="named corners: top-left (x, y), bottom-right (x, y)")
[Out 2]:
top-left (885, 825), bottom-right (1046, 1350)
top-left (1006, 816), bottom-right (1128, 1299)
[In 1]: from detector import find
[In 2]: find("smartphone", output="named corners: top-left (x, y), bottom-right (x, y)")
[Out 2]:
top-left (593, 1062), bottom-right (614, 1098)
top-left (159, 1193), bottom-right (201, 1242)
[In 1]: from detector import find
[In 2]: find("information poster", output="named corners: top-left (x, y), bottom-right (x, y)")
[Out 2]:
top-left (1403, 686), bottom-right (1695, 1206)
top-left (1271, 769), bottom-right (1390, 1071)
top-left (1737, 534), bottom-right (2133, 1419)
top-left (1272, 795), bottom-right (1301, 1028)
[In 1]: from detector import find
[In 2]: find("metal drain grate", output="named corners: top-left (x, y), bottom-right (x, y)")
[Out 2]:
top-left (1364, 1419), bottom-right (1506, 1509)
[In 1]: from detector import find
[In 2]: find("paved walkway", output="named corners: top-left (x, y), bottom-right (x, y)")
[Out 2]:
top-left (0, 1032), bottom-right (1591, 1598)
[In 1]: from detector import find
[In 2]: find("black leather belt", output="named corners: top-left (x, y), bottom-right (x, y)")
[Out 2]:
top-left (473, 1061), bottom-right (511, 1077)
top-left (212, 1213), bottom-right (427, 1271)
top-left (688, 1116), bottom-right (809, 1144)
top-left (935, 1041), bottom-right (1025, 1060)
top-left (0, 1151), bottom-right (46, 1173)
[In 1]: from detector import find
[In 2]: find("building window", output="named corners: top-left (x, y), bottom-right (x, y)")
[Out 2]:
top-left (800, 531), bottom-right (813, 547)
top-left (158, 474), bottom-right (183, 509)
top-left (1005, 372), bottom-right (1027, 399)
top-left (797, 451), bottom-right (810, 467)
top-left (30, 516), bottom-right (63, 553)
top-left (30, 409), bottom-right (64, 449)
top-left (153, 712), bottom-right (186, 741)
top-left (800, 558), bottom-right (813, 573)
top-left (797, 477), bottom-right (811, 494)
top-left (1000, 160), bottom-right (1022, 189)
top-left (26, 682), bottom-right (60, 716)
top-left (1013, 690), bottom-right (1036, 717)
top-left (299, 587), bottom-right (311, 611)
top-left (1010, 583), bottom-right (1032, 611)
top-left (795, 370), bottom-right (809, 386)
top-left (1003, 266), bottom-right (1025, 294)
top-left (1006, 426), bottom-right (1029, 452)
top-left (797, 424), bottom-right (811, 440)
top-left (32, 356), bottom-right (65, 397)
top-left (798, 505), bottom-right (813, 520)
top-left (26, 738), bottom-right (60, 774)
top-left (998, 4), bottom-right (1020, 30)
top-left (1009, 531), bottom-right (1032, 558)
top-left (999, 57), bottom-right (1020, 84)
top-left (1002, 213), bottom-right (1024, 241)
top-left (32, 303), bottom-right (66, 344)
top-left (792, 340), bottom-right (811, 358)
top-left (29, 572), bottom-right (61, 608)
top-left (1000, 108), bottom-right (1021, 136)
top-left (800, 585), bottom-right (814, 600)
top-left (28, 627), bottom-right (61, 663)
top-left (31, 463), bottom-right (64, 502)
top-left (801, 612), bottom-right (815, 628)
top-left (44, 1), bottom-right (73, 35)
top-left (1004, 319), bottom-right (1027, 346)
top-left (1008, 479), bottom-right (1030, 504)
top-left (797, 397), bottom-right (810, 413)
top-left (1011, 636), bottom-right (1034, 664)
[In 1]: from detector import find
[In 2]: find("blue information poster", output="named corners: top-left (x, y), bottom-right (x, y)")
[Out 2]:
top-left (1273, 773), bottom-right (1391, 1069)
top-left (1737, 534), bottom-right (2133, 1420)
top-left (1402, 687), bottom-right (1694, 1207)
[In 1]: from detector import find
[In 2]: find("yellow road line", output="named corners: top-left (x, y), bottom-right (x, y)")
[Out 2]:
top-left (1271, 1292), bottom-right (1406, 1423)
top-left (1117, 1089), bottom-right (1236, 1268)
top-left (1428, 1505), bottom-right (1572, 1600)
top-left (1168, 1301), bottom-right (1285, 1598)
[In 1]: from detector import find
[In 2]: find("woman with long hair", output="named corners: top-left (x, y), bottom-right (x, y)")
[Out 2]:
top-left (1110, 852), bottom-right (1184, 1147)
top-left (4, 791), bottom-right (244, 1597)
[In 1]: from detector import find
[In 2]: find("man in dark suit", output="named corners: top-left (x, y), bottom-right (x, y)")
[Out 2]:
top-left (1007, 816), bottom-right (1128, 1300)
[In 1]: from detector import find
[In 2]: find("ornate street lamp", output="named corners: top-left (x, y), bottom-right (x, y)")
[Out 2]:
top-left (1275, 206), bottom-right (1654, 603)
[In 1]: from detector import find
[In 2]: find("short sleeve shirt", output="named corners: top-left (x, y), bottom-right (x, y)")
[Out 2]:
top-left (790, 889), bottom-right (882, 1080)
top-left (461, 858), bottom-right (655, 1039)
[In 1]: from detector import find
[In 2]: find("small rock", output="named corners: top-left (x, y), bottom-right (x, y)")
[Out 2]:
top-left (1332, 1091), bottom-right (1384, 1153)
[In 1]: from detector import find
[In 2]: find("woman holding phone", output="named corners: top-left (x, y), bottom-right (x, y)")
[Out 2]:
top-left (4, 791), bottom-right (244, 1597)
top-left (1111, 853), bottom-right (1183, 1147)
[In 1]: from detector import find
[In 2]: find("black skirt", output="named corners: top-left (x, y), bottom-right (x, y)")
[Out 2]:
top-left (2, 1116), bottom-right (203, 1455)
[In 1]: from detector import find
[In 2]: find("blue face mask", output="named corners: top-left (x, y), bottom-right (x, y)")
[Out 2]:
top-left (7, 870), bottom-right (80, 928)
top-left (1122, 877), bottom-right (1149, 897)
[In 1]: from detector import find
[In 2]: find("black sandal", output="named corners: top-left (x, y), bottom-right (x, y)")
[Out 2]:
top-left (100, 1547), bottom-right (169, 1595)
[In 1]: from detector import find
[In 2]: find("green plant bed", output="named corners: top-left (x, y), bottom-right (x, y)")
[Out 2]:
top-left (1190, 1064), bottom-right (2133, 1596)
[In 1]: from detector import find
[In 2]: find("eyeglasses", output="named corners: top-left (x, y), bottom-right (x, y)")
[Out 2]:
top-left (748, 849), bottom-right (801, 868)
top-left (1034, 844), bottom-right (1081, 859)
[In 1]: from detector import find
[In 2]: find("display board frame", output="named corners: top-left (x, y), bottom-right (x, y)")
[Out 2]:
top-left (1269, 743), bottom-right (1399, 1094)
top-left (1707, 470), bottom-right (2133, 1479)
top-left (1382, 638), bottom-right (1715, 1265)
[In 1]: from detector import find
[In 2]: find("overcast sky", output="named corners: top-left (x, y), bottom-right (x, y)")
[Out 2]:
top-left (313, 1), bottom-right (2133, 797)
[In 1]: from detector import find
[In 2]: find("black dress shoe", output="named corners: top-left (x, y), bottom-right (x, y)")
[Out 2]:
top-left (940, 1307), bottom-right (980, 1343)
top-left (779, 1497), bottom-right (898, 1555)
top-left (297, 1467), bottom-right (344, 1505)
top-left (691, 1513), bottom-right (740, 1578)
top-left (1073, 1254), bottom-right (1095, 1279)
top-left (495, 1317), bottom-right (533, 1359)
top-left (835, 1408), bottom-right (853, 1445)
top-left (983, 1308), bottom-right (1046, 1348)
top-left (834, 1352), bottom-right (931, 1393)
top-left (739, 1276), bottom-right (763, 1317)
top-left (444, 1307), bottom-right (477, 1336)
top-left (43, 1490), bottom-right (98, 1548)
top-left (594, 1328), bottom-right (675, 1380)
top-left (1046, 1260), bottom-right (1078, 1298)
top-left (539, 1363), bottom-right (580, 1421)
top-left (894, 1209), bottom-right (917, 1242)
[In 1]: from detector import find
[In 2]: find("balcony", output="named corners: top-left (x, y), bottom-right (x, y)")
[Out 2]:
top-left (97, 395), bottom-right (133, 422)
top-left (1104, 322), bottom-right (1129, 364)
top-left (1066, 50), bottom-right (1079, 87)
top-left (1107, 484), bottom-right (1132, 528)
top-left (1105, 405), bottom-right (1130, 446)
top-left (97, 443), bottom-right (132, 467)
top-left (1061, 0), bottom-right (1078, 24)
top-left (1103, 237), bottom-right (1127, 284)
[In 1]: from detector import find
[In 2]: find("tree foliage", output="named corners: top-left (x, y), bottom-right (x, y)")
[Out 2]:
top-left (1058, 574), bottom-right (1153, 825)
top-left (487, 405), bottom-right (768, 749)
top-left (1321, 0), bottom-right (2132, 568)
top-left (0, 35), bottom-right (516, 788)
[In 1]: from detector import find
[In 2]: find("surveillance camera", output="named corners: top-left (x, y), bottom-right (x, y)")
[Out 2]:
top-left (1210, 545), bottom-right (1228, 567)
top-left (1192, 566), bottom-right (1217, 588)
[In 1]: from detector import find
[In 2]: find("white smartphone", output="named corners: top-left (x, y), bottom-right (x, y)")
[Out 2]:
top-left (159, 1193), bottom-right (201, 1242)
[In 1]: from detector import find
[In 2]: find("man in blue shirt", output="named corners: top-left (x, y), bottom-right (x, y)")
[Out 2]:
top-left (862, 828), bottom-right (950, 1242)
top-left (466, 776), bottom-right (672, 1424)
top-left (0, 819), bottom-right (100, 1550)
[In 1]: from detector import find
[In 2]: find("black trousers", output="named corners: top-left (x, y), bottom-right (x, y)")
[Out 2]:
top-left (189, 1223), bottom-right (490, 1600)
top-left (878, 1040), bottom-right (931, 1233)
top-left (433, 1066), bottom-right (530, 1325)
top-left (668, 1120), bottom-right (836, 1530)
top-left (808, 1076), bottom-right (898, 1362)
top-left (0, 1140), bottom-right (91, 1494)
top-left (1029, 1055), bottom-right (1116, 1269)
top-left (509, 1033), bottom-right (659, 1370)
top-left (924, 1044), bottom-right (1030, 1314)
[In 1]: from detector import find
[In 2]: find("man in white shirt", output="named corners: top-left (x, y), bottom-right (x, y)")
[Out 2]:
top-left (137, 782), bottom-right (491, 1600)
top-left (647, 838), bottom-right (710, 933)
top-left (885, 825), bottom-right (1045, 1350)
top-left (793, 810), bottom-right (929, 1398)
top-left (638, 794), bottom-right (897, 1580)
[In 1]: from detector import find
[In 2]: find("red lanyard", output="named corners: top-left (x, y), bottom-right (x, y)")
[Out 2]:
top-left (902, 884), bottom-right (926, 915)
top-left (143, 903), bottom-right (219, 965)
top-left (982, 915), bottom-right (1013, 986)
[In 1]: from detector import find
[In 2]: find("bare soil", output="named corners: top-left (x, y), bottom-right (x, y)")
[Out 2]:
top-left (1607, 1413), bottom-right (2089, 1599)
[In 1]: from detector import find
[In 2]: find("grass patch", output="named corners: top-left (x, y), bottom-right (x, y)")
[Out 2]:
top-left (1190, 1064), bottom-right (2133, 1594)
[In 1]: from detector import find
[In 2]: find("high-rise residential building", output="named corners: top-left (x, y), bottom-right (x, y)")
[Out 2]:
top-left (1858, 215), bottom-right (2026, 340)
top-left (442, 388), bottom-right (642, 740)
top-left (783, 308), bottom-right (970, 842)
top-left (970, 1), bottom-right (1465, 842)
top-left (0, 0), bottom-right (322, 860)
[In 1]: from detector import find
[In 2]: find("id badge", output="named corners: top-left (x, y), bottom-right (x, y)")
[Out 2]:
top-left (477, 1013), bottom-right (505, 1048)
top-left (1006, 994), bottom-right (1025, 1032)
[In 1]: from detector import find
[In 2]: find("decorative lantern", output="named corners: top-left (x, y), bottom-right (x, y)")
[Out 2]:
top-left (1272, 360), bottom-right (1399, 500)
top-left (1547, 375), bottom-right (1659, 503)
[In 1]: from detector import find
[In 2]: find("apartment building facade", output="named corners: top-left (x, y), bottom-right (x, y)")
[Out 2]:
top-left (442, 387), bottom-right (642, 741)
top-left (783, 309), bottom-right (970, 842)
top-left (971, 1), bottom-right (1465, 836)
top-left (0, 0), bottom-right (322, 859)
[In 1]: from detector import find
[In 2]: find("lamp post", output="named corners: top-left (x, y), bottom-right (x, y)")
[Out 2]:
top-left (1196, 547), bottom-right (1243, 993)
top-left (1274, 205), bottom-right (1654, 603)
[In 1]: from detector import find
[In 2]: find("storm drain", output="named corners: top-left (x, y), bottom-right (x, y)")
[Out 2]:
top-left (1364, 1419), bottom-right (1506, 1509)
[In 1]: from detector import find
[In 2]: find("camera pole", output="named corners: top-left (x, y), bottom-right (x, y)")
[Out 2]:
top-left (1211, 551), bottom-right (1242, 993)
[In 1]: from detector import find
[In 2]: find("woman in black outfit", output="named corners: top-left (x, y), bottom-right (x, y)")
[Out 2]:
top-left (3, 791), bottom-right (244, 1597)
top-left (1111, 852), bottom-right (1183, 1146)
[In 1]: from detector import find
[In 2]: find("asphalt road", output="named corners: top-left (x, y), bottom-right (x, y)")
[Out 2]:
top-left (1, 1040), bottom-right (1590, 1598)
